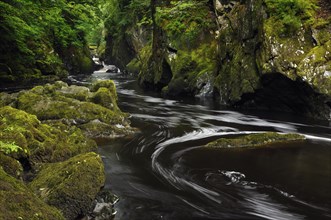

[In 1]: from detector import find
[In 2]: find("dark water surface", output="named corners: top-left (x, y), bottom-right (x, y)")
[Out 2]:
top-left (86, 69), bottom-right (331, 220)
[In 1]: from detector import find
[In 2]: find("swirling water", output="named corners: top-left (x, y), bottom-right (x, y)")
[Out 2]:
top-left (85, 69), bottom-right (331, 220)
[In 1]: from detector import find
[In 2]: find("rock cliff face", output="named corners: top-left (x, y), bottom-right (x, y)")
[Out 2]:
top-left (107, 0), bottom-right (331, 119)
top-left (214, 0), bottom-right (331, 119)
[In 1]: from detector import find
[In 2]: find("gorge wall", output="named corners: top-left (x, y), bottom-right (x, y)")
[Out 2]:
top-left (105, 0), bottom-right (331, 119)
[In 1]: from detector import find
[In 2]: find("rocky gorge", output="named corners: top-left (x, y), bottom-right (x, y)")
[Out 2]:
top-left (105, 0), bottom-right (331, 120)
top-left (0, 0), bottom-right (331, 219)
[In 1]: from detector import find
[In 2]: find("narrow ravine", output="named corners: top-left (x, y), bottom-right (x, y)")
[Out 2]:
top-left (84, 68), bottom-right (331, 220)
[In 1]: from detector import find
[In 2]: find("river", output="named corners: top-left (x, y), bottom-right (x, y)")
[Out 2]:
top-left (81, 67), bottom-right (331, 220)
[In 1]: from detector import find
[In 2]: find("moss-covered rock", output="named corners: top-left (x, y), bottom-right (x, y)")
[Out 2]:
top-left (0, 92), bottom-right (18, 107)
top-left (206, 132), bottom-right (305, 149)
top-left (29, 152), bottom-right (105, 220)
top-left (57, 84), bottom-right (90, 101)
top-left (90, 80), bottom-right (119, 111)
top-left (1, 81), bottom-right (135, 139)
top-left (90, 87), bottom-right (119, 111)
top-left (0, 167), bottom-right (65, 220)
top-left (0, 153), bottom-right (23, 179)
top-left (213, 0), bottom-right (331, 119)
top-left (0, 106), bottom-right (96, 164)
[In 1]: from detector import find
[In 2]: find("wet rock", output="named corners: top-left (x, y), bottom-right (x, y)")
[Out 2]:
top-left (105, 66), bottom-right (119, 73)
top-left (29, 152), bottom-right (105, 220)
top-left (80, 119), bottom-right (137, 139)
top-left (206, 132), bottom-right (305, 148)
top-left (87, 190), bottom-right (119, 220)
top-left (0, 167), bottom-right (65, 220)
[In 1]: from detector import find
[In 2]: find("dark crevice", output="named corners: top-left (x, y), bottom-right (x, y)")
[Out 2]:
top-left (235, 73), bottom-right (331, 120)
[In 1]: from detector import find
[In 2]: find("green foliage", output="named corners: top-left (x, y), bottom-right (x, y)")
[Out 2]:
top-left (155, 0), bottom-right (215, 44)
top-left (103, 0), bottom-right (151, 37)
top-left (0, 141), bottom-right (24, 155)
top-left (0, 0), bottom-right (102, 83)
top-left (265, 0), bottom-right (317, 35)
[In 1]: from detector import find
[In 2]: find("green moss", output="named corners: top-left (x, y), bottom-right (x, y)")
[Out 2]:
top-left (90, 87), bottom-right (119, 111)
top-left (0, 153), bottom-right (23, 179)
top-left (166, 42), bottom-right (217, 96)
top-left (264, 0), bottom-right (317, 35)
top-left (297, 40), bottom-right (331, 95)
top-left (126, 58), bottom-right (141, 73)
top-left (29, 152), bottom-right (105, 220)
top-left (0, 167), bottom-right (65, 220)
top-left (57, 85), bottom-right (90, 101)
top-left (155, 0), bottom-right (216, 46)
top-left (91, 79), bottom-right (117, 96)
top-left (206, 132), bottom-right (305, 148)
top-left (17, 89), bottom-right (125, 125)
top-left (0, 106), bottom-right (96, 164)
top-left (7, 82), bottom-right (133, 139)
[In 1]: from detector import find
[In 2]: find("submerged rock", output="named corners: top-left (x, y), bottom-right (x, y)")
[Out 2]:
top-left (0, 167), bottom-right (65, 220)
top-left (29, 152), bottom-right (105, 220)
top-left (206, 132), bottom-right (305, 148)
top-left (87, 190), bottom-right (119, 220)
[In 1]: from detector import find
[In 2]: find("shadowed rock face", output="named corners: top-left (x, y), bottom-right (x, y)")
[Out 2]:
top-left (235, 73), bottom-right (331, 120)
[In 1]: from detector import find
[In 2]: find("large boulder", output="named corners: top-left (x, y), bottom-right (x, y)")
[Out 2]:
top-left (0, 167), bottom-right (65, 220)
top-left (29, 152), bottom-right (105, 220)
top-left (11, 80), bottom-right (135, 138)
top-left (0, 106), bottom-right (96, 165)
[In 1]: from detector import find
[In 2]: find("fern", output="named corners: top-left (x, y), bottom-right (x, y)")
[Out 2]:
top-left (0, 141), bottom-right (24, 155)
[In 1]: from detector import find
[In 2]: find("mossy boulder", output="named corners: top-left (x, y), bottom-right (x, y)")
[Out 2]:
top-left (0, 153), bottom-right (23, 179)
top-left (57, 84), bottom-right (90, 101)
top-left (206, 132), bottom-right (305, 149)
top-left (0, 167), bottom-right (65, 220)
top-left (29, 152), bottom-right (105, 220)
top-left (0, 92), bottom-right (18, 107)
top-left (90, 87), bottom-right (119, 111)
top-left (13, 81), bottom-right (135, 138)
top-left (0, 106), bottom-right (96, 164)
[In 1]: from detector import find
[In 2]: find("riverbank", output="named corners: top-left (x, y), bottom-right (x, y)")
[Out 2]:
top-left (0, 79), bottom-right (135, 219)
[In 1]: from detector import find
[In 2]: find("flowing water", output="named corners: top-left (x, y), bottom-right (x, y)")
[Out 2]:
top-left (82, 68), bottom-right (331, 220)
